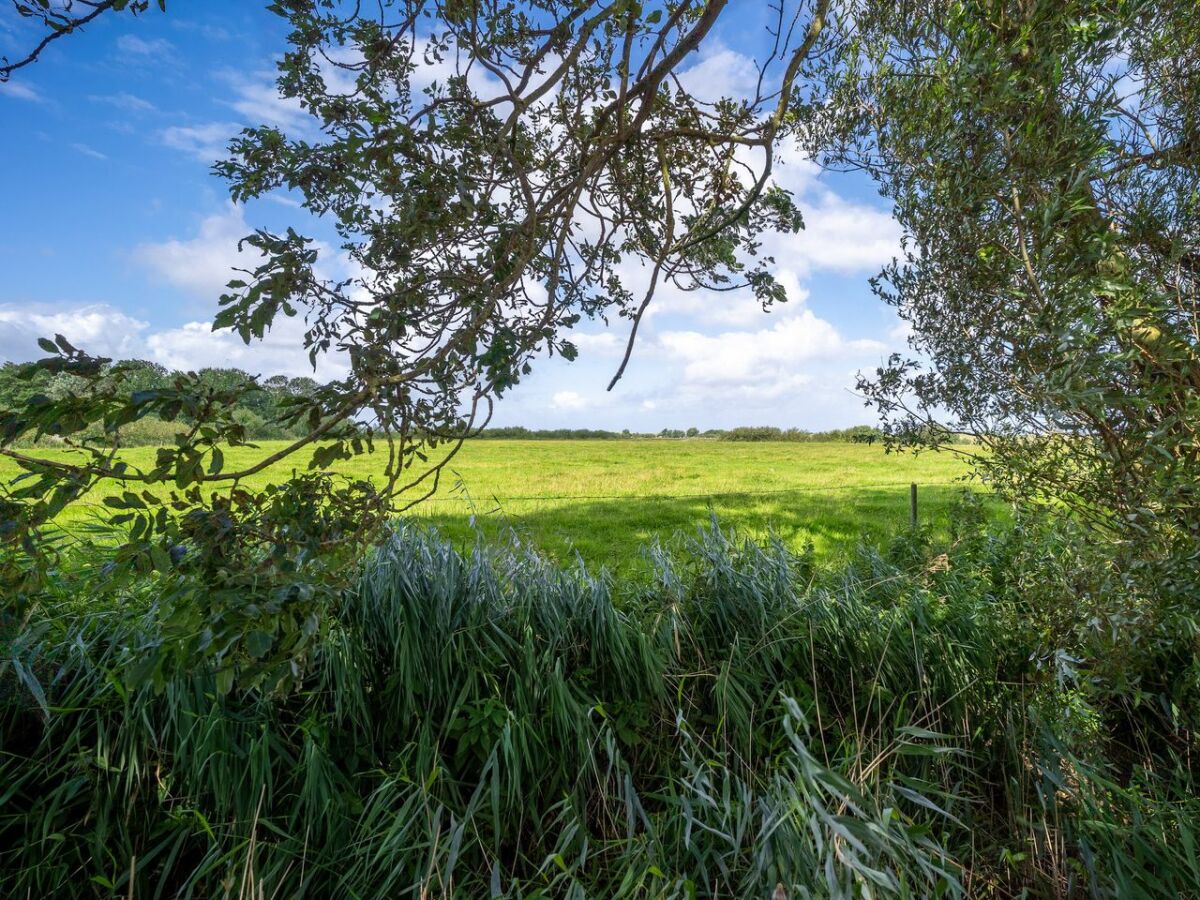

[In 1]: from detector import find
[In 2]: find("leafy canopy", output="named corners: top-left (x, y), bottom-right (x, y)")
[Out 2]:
top-left (814, 0), bottom-right (1200, 604)
top-left (1, 0), bottom-right (831, 689)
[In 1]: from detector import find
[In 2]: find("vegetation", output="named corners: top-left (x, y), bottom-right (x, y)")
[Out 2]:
top-left (820, 0), bottom-right (1200, 606)
top-left (2, 0), bottom-right (1200, 895)
top-left (5, 510), bottom-right (1198, 897)
top-left (0, 360), bottom-right (324, 446)
top-left (474, 425), bottom-right (886, 442)
top-left (0, 440), bottom-right (977, 575)
top-left (718, 425), bottom-right (884, 443)
top-left (2, 0), bottom-right (834, 644)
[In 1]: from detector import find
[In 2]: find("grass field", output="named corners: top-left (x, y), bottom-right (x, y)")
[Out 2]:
top-left (3, 439), bottom-right (987, 574)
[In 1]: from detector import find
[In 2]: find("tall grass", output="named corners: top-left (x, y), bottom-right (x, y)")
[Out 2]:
top-left (1, 512), bottom-right (1196, 896)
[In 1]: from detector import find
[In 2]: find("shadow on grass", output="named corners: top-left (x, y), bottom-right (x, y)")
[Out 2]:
top-left (410, 484), bottom-right (1003, 580)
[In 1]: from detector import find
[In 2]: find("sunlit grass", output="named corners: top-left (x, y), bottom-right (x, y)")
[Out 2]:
top-left (2, 439), bottom-right (988, 574)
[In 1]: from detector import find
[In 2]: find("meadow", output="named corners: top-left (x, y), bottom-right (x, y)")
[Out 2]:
top-left (2, 439), bottom-right (984, 574)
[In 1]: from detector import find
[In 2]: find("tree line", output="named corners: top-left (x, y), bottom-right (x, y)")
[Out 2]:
top-left (1, 361), bottom-right (887, 446)
top-left (0, 359), bottom-right (322, 446)
top-left (472, 425), bottom-right (885, 441)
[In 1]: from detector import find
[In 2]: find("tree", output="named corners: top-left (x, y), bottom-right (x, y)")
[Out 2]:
top-left (1, 0), bottom-right (833, 689)
top-left (815, 0), bottom-right (1200, 603)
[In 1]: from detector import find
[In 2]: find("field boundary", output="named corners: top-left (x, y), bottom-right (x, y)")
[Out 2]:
top-left (52, 480), bottom-right (997, 511)
top-left (423, 479), bottom-right (997, 504)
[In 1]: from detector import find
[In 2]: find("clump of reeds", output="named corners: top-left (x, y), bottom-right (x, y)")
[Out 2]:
top-left (1, 515), bottom-right (1196, 897)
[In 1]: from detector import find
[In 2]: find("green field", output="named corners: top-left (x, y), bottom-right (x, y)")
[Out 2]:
top-left (3, 439), bottom-right (986, 573)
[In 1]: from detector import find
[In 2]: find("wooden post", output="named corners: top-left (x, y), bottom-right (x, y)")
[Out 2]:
top-left (909, 482), bottom-right (918, 528)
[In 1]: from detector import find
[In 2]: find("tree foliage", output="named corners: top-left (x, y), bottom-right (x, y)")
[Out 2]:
top-left (0, 360), bottom-right (325, 445)
top-left (1, 0), bottom-right (832, 687)
top-left (815, 0), bottom-right (1200, 603)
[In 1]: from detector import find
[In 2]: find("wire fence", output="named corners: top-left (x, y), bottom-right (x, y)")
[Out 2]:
top-left (43, 480), bottom-right (1004, 523)
top-left (412, 480), bottom-right (1000, 506)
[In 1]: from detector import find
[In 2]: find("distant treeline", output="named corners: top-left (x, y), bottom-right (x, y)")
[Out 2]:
top-left (476, 425), bottom-right (886, 442)
top-left (1, 360), bottom-right (890, 446)
top-left (1, 359), bottom-right (322, 446)
top-left (717, 425), bottom-right (883, 443)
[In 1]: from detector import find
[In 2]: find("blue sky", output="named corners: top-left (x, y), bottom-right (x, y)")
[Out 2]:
top-left (0, 1), bottom-right (908, 431)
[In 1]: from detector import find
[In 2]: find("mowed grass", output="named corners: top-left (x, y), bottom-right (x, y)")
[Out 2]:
top-left (3, 439), bottom-right (986, 574)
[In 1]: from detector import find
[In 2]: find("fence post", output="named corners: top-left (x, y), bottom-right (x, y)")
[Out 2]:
top-left (909, 483), bottom-right (918, 528)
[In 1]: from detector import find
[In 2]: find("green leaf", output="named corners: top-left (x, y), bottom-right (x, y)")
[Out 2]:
top-left (245, 630), bottom-right (273, 659)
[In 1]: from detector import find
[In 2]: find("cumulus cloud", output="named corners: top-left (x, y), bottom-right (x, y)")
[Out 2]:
top-left (766, 139), bottom-right (823, 196)
top-left (130, 203), bottom-right (252, 299)
top-left (659, 310), bottom-right (884, 391)
top-left (646, 269), bottom-right (812, 328)
top-left (567, 330), bottom-right (621, 356)
top-left (0, 304), bottom-right (148, 362)
top-left (551, 390), bottom-right (588, 411)
top-left (888, 318), bottom-right (914, 344)
top-left (146, 319), bottom-right (348, 381)
top-left (122, 205), bottom-right (350, 377)
top-left (216, 69), bottom-right (310, 132)
top-left (0, 302), bottom-right (344, 380)
top-left (131, 202), bottom-right (343, 301)
top-left (775, 189), bottom-right (902, 275)
top-left (676, 42), bottom-right (762, 104)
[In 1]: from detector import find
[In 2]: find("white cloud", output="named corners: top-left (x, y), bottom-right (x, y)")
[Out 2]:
top-left (131, 202), bottom-right (344, 301)
top-left (216, 69), bottom-right (310, 132)
top-left (0, 304), bottom-right (148, 362)
top-left (765, 138), bottom-right (823, 196)
top-left (159, 70), bottom-right (307, 162)
top-left (125, 205), bottom-right (351, 377)
top-left (888, 318), bottom-right (913, 343)
top-left (408, 37), bottom-right (508, 101)
top-left (723, 137), bottom-right (901, 281)
top-left (0, 302), bottom-right (343, 381)
top-left (72, 142), bottom-right (108, 160)
top-left (131, 203), bottom-right (252, 299)
top-left (116, 34), bottom-right (177, 63)
top-left (660, 310), bottom-right (883, 390)
top-left (0, 80), bottom-right (42, 102)
top-left (568, 330), bottom-right (621, 356)
top-left (263, 192), bottom-right (304, 209)
top-left (90, 92), bottom-right (156, 113)
top-left (676, 43), bottom-right (761, 104)
top-left (551, 390), bottom-right (588, 410)
top-left (647, 269), bottom-right (811, 328)
top-left (160, 121), bottom-right (241, 162)
top-left (777, 188), bottom-right (902, 275)
top-left (146, 319), bottom-right (347, 381)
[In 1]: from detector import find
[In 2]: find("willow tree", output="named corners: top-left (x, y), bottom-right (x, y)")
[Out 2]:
top-left (1, 0), bottom-right (830, 688)
top-left (814, 0), bottom-right (1200, 608)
